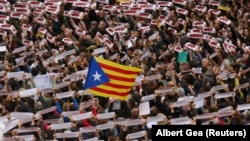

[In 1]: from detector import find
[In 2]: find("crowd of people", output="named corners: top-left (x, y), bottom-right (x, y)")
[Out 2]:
top-left (0, 0), bottom-right (250, 140)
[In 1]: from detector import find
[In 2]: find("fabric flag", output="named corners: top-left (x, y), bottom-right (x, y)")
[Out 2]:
top-left (83, 57), bottom-right (142, 100)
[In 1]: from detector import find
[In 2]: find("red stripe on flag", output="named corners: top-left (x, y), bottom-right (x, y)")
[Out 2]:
top-left (90, 87), bottom-right (131, 96)
top-left (98, 62), bottom-right (141, 74)
top-left (103, 83), bottom-right (132, 89)
top-left (107, 74), bottom-right (136, 82)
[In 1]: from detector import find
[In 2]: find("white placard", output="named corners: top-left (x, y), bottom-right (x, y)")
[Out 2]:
top-left (127, 130), bottom-right (146, 140)
top-left (71, 112), bottom-right (92, 121)
top-left (69, 56), bottom-right (79, 64)
top-left (56, 91), bottom-right (75, 99)
top-left (97, 112), bottom-right (115, 120)
top-left (10, 112), bottom-right (33, 119)
top-left (7, 71), bottom-right (24, 78)
top-left (195, 112), bottom-right (217, 120)
top-left (198, 91), bottom-right (211, 98)
top-left (93, 47), bottom-right (107, 55)
top-left (211, 84), bottom-right (228, 92)
top-left (139, 102), bottom-right (150, 116)
top-left (16, 127), bottom-right (40, 133)
top-left (112, 100), bottom-right (121, 110)
top-left (19, 88), bottom-right (37, 97)
top-left (147, 115), bottom-right (166, 123)
top-left (237, 104), bottom-right (250, 111)
top-left (192, 67), bottom-right (202, 74)
top-left (194, 96), bottom-right (204, 109)
top-left (36, 106), bottom-right (57, 115)
top-left (56, 132), bottom-right (79, 138)
top-left (4, 119), bottom-right (19, 133)
top-left (214, 92), bottom-right (233, 99)
top-left (177, 96), bottom-right (194, 102)
top-left (54, 82), bottom-right (70, 89)
top-left (0, 46), bottom-right (6, 52)
top-left (170, 117), bottom-right (191, 125)
top-left (217, 111), bottom-right (234, 117)
top-left (80, 127), bottom-right (96, 133)
top-left (63, 49), bottom-right (76, 56)
top-left (50, 122), bottom-right (72, 130)
top-left (84, 137), bottom-right (99, 141)
top-left (61, 111), bottom-right (79, 117)
top-left (145, 74), bottom-right (161, 81)
top-left (12, 46), bottom-right (27, 53)
top-left (96, 122), bottom-right (114, 130)
top-left (33, 74), bottom-right (53, 90)
top-left (43, 118), bottom-right (61, 124)
top-left (141, 94), bottom-right (155, 102)
top-left (126, 119), bottom-right (144, 127)
top-left (157, 87), bottom-right (174, 94)
top-left (235, 83), bottom-right (249, 90)
top-left (173, 100), bottom-right (188, 107)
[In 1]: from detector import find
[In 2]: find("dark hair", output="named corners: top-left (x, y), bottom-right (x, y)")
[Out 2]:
top-left (31, 67), bottom-right (39, 76)
top-left (39, 66), bottom-right (47, 75)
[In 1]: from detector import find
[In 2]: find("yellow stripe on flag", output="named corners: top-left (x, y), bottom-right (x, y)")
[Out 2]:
top-left (87, 89), bottom-right (130, 100)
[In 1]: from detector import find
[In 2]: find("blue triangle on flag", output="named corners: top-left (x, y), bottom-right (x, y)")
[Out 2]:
top-left (83, 57), bottom-right (110, 90)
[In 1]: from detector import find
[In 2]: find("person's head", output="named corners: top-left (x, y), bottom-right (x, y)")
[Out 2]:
top-left (202, 58), bottom-right (209, 68)
top-left (60, 24), bottom-right (66, 32)
top-left (98, 20), bottom-right (106, 29)
top-left (98, 10), bottom-right (105, 18)
top-left (90, 21), bottom-right (97, 28)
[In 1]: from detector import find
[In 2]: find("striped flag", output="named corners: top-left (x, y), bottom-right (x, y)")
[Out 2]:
top-left (83, 57), bottom-right (142, 100)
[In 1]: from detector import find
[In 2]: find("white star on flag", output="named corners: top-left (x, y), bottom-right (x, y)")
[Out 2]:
top-left (92, 71), bottom-right (102, 81)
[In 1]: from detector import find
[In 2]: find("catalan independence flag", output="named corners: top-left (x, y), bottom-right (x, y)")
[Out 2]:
top-left (83, 57), bottom-right (142, 100)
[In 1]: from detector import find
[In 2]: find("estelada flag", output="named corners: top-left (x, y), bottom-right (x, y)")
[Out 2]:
top-left (83, 57), bottom-right (142, 100)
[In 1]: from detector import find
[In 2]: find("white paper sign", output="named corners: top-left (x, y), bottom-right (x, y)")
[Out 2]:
top-left (7, 71), bottom-right (24, 78)
top-left (237, 104), bottom-right (250, 111)
top-left (145, 74), bottom-right (161, 81)
top-left (139, 102), bottom-right (150, 116)
top-left (126, 119), bottom-right (145, 127)
top-left (147, 115), bottom-right (166, 123)
top-left (61, 111), bottom-right (79, 117)
top-left (84, 137), bottom-right (99, 141)
top-left (141, 94), bottom-right (155, 102)
top-left (0, 46), bottom-right (6, 52)
top-left (97, 112), bottom-right (115, 120)
top-left (194, 96), bottom-right (204, 109)
top-left (16, 127), bottom-right (40, 133)
top-left (19, 88), bottom-right (37, 97)
top-left (195, 112), bottom-right (217, 120)
top-left (170, 117), bottom-right (191, 125)
top-left (214, 92), bottom-right (233, 99)
top-left (173, 100), bottom-right (188, 107)
top-left (33, 74), bottom-right (53, 90)
top-left (4, 119), bottom-right (19, 133)
top-left (50, 122), bottom-right (72, 130)
top-left (80, 127), bottom-right (96, 133)
top-left (36, 106), bottom-right (57, 115)
top-left (96, 122), bottom-right (114, 130)
top-left (127, 130), bottom-right (146, 140)
top-left (71, 112), bottom-right (92, 121)
top-left (56, 132), bottom-right (79, 138)
top-left (56, 91), bottom-right (75, 99)
top-left (177, 96), bottom-right (194, 102)
top-left (10, 112), bottom-right (33, 119)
